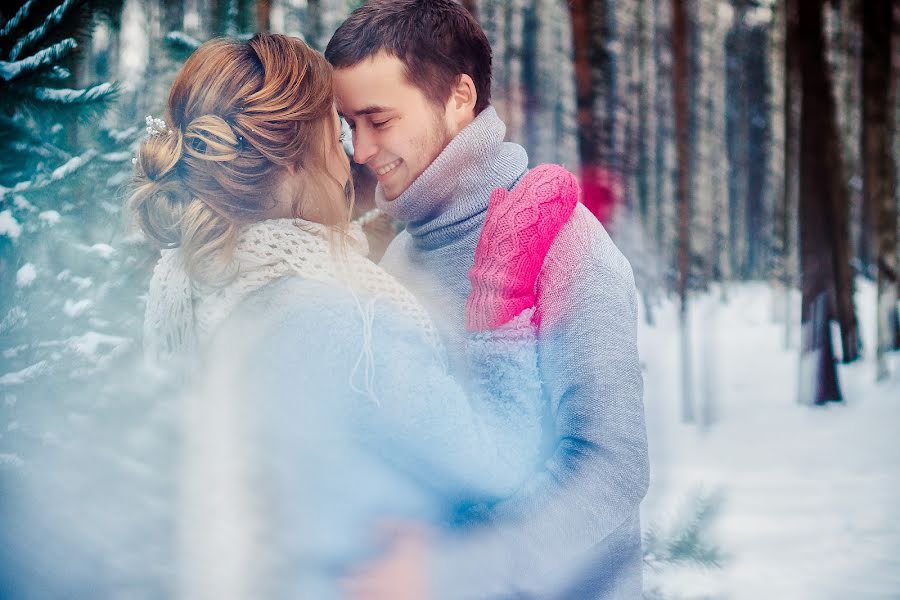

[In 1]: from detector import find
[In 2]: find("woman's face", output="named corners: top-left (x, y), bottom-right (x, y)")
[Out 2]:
top-left (274, 108), bottom-right (351, 222)
top-left (325, 107), bottom-right (351, 188)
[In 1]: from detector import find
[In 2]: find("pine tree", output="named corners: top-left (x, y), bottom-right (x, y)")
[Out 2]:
top-left (0, 1), bottom-right (120, 194)
top-left (861, 0), bottom-right (899, 379)
top-left (0, 0), bottom-right (150, 470)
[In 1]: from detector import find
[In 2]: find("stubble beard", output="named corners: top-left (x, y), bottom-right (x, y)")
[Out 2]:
top-left (386, 109), bottom-right (454, 201)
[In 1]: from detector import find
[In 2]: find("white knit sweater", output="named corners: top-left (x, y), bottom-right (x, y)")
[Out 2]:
top-left (143, 218), bottom-right (442, 362)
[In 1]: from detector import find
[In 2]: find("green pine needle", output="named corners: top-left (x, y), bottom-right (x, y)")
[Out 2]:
top-left (0, 37), bottom-right (77, 82)
top-left (10, 0), bottom-right (84, 61)
top-left (643, 488), bottom-right (726, 570)
top-left (0, 0), bottom-right (37, 40)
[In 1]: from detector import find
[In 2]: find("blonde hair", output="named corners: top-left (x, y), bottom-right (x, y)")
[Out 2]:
top-left (129, 34), bottom-right (353, 282)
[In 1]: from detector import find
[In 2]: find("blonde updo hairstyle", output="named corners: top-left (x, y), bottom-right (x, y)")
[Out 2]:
top-left (130, 33), bottom-right (352, 282)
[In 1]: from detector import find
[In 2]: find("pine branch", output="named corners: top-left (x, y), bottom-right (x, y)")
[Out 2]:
top-left (48, 65), bottom-right (70, 79)
top-left (10, 0), bottom-right (84, 61)
top-left (0, 37), bottom-right (77, 82)
top-left (164, 31), bottom-right (202, 62)
top-left (0, 149), bottom-right (97, 201)
top-left (643, 488), bottom-right (725, 571)
top-left (29, 81), bottom-right (119, 123)
top-left (0, 0), bottom-right (37, 40)
top-left (34, 81), bottom-right (114, 103)
top-left (0, 113), bottom-right (71, 169)
top-left (664, 492), bottom-right (724, 568)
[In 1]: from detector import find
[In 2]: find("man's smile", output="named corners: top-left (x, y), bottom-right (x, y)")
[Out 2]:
top-left (374, 158), bottom-right (403, 178)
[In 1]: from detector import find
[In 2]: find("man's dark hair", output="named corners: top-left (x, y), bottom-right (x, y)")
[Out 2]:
top-left (325, 0), bottom-right (492, 115)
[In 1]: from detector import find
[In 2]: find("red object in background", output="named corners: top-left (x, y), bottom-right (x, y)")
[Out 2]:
top-left (579, 165), bottom-right (620, 224)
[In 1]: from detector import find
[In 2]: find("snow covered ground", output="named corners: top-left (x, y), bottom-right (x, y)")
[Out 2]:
top-left (639, 281), bottom-right (900, 599)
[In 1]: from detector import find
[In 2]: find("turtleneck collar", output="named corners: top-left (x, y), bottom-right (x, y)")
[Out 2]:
top-left (374, 106), bottom-right (529, 249)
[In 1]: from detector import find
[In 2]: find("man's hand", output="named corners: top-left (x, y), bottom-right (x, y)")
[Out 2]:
top-left (342, 521), bottom-right (432, 600)
top-left (466, 164), bottom-right (579, 331)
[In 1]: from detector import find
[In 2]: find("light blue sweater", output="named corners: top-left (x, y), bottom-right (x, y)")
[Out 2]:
top-left (375, 107), bottom-right (649, 599)
top-left (225, 276), bottom-right (544, 598)
top-left (0, 275), bottom-right (544, 600)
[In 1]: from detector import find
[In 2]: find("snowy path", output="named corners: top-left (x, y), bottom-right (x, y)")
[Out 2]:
top-left (639, 282), bottom-right (900, 599)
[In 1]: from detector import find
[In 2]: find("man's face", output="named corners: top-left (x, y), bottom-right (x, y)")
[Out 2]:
top-left (333, 52), bottom-right (453, 201)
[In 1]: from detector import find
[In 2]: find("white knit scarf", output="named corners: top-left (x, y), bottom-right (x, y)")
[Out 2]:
top-left (143, 218), bottom-right (442, 363)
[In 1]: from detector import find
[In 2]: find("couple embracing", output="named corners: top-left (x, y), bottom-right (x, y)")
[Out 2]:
top-left (138, 1), bottom-right (648, 599)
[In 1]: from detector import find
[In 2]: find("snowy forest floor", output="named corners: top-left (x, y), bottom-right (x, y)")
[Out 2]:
top-left (639, 281), bottom-right (900, 599)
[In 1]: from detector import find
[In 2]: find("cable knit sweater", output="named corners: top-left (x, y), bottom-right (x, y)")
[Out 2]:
top-left (375, 107), bottom-right (649, 599)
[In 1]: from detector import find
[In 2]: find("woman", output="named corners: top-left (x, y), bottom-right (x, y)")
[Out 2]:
top-left (128, 33), bottom-right (577, 599)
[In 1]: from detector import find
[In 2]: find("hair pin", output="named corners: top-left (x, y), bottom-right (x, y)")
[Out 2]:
top-left (145, 115), bottom-right (168, 138)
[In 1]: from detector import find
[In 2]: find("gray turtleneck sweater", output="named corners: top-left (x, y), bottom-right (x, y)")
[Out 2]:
top-left (375, 107), bottom-right (649, 599)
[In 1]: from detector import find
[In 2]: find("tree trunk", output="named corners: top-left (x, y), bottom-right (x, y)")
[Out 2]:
top-left (637, 0), bottom-right (654, 232)
top-left (672, 0), bottom-right (693, 421)
top-left (571, 0), bottom-right (619, 224)
top-left (779, 0), bottom-right (800, 349)
top-left (862, 0), bottom-right (898, 379)
top-left (825, 61), bottom-right (861, 362)
top-left (306, 0), bottom-right (324, 49)
top-left (797, 0), bottom-right (843, 404)
top-left (256, 0), bottom-right (271, 32)
top-left (711, 4), bottom-right (730, 285)
top-left (654, 0), bottom-right (677, 290)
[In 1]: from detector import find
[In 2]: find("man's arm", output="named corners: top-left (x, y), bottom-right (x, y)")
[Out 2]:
top-left (428, 209), bottom-right (649, 599)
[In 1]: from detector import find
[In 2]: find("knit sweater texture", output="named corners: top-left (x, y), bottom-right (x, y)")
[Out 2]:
top-left (1, 221), bottom-right (544, 600)
top-left (375, 106), bottom-right (649, 599)
top-left (180, 277), bottom-right (543, 600)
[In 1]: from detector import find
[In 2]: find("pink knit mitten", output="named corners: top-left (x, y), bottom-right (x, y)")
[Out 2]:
top-left (466, 164), bottom-right (579, 331)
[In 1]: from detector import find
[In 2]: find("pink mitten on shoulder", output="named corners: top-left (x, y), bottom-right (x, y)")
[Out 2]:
top-left (466, 164), bottom-right (579, 331)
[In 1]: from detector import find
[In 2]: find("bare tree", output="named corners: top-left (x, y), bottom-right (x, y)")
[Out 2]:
top-left (796, 0), bottom-right (845, 404)
top-left (672, 0), bottom-right (693, 421)
top-left (862, 0), bottom-right (899, 380)
top-left (770, 0), bottom-right (797, 349)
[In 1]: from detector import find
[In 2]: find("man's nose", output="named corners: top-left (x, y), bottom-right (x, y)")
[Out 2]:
top-left (352, 128), bottom-right (377, 165)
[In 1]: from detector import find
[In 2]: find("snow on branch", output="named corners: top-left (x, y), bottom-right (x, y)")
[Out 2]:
top-left (0, 149), bottom-right (97, 200)
top-left (0, 37), bottom-right (77, 82)
top-left (165, 31), bottom-right (202, 52)
top-left (10, 0), bottom-right (79, 61)
top-left (48, 65), bottom-right (70, 80)
top-left (50, 150), bottom-right (95, 179)
top-left (0, 0), bottom-right (36, 39)
top-left (0, 361), bottom-right (48, 387)
top-left (33, 82), bottom-right (116, 105)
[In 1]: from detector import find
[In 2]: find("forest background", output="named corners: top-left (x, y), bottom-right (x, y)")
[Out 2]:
top-left (0, 0), bottom-right (898, 598)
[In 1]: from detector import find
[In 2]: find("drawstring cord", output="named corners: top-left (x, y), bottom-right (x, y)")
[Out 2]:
top-left (348, 286), bottom-right (380, 406)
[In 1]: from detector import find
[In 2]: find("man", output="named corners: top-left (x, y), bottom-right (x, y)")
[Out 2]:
top-left (326, 1), bottom-right (648, 598)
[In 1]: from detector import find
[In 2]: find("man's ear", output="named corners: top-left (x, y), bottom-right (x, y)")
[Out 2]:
top-left (448, 74), bottom-right (477, 130)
